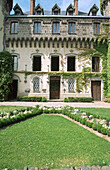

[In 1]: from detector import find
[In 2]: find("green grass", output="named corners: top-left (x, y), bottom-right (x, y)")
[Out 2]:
top-left (78, 108), bottom-right (110, 119)
top-left (0, 106), bottom-right (27, 112)
top-left (0, 115), bottom-right (110, 169)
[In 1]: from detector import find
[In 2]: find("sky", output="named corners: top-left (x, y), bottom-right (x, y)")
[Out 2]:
top-left (11, 0), bottom-right (101, 14)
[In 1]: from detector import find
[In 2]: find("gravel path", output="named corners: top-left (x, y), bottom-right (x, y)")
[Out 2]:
top-left (0, 101), bottom-right (110, 108)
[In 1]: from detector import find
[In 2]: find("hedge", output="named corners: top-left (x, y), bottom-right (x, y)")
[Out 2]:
top-left (0, 108), bottom-right (43, 128)
top-left (17, 96), bottom-right (43, 102)
top-left (64, 97), bottom-right (93, 102)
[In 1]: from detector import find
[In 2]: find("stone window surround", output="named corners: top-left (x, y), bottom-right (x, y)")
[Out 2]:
top-left (52, 19), bottom-right (61, 34)
top-left (49, 53), bottom-right (62, 72)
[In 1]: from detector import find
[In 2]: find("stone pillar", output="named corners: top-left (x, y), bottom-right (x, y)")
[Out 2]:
top-left (74, 0), bottom-right (78, 15)
top-left (30, 0), bottom-right (35, 15)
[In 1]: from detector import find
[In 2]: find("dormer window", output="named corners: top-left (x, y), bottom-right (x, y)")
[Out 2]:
top-left (66, 4), bottom-right (75, 15)
top-left (88, 4), bottom-right (99, 16)
top-left (35, 4), bottom-right (44, 15)
top-left (13, 3), bottom-right (24, 15)
top-left (52, 4), bottom-right (61, 15)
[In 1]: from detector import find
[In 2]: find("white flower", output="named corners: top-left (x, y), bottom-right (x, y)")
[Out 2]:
top-left (82, 112), bottom-right (86, 115)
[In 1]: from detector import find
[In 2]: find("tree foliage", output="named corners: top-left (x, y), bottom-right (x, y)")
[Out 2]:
top-left (0, 51), bottom-right (13, 101)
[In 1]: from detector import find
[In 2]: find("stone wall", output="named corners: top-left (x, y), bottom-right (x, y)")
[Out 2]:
top-left (3, 165), bottom-right (110, 170)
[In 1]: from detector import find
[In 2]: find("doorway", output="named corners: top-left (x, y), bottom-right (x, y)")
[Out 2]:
top-left (50, 76), bottom-right (60, 99)
top-left (91, 81), bottom-right (101, 101)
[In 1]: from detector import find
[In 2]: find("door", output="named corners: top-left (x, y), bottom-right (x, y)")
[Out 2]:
top-left (8, 80), bottom-right (18, 100)
top-left (50, 76), bottom-right (60, 99)
top-left (91, 81), bottom-right (101, 101)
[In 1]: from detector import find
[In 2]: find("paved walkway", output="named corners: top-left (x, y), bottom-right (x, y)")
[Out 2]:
top-left (0, 101), bottom-right (110, 108)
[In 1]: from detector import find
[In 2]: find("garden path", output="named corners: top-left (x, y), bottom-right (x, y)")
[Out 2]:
top-left (0, 101), bottom-right (110, 108)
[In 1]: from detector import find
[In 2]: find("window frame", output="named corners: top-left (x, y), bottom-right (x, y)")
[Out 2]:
top-left (33, 56), bottom-right (41, 71)
top-left (12, 55), bottom-right (18, 72)
top-left (11, 22), bottom-right (18, 34)
top-left (68, 22), bottom-right (75, 34)
top-left (92, 56), bottom-right (100, 72)
top-left (53, 22), bottom-right (60, 34)
top-left (51, 56), bottom-right (59, 71)
top-left (94, 23), bottom-right (100, 35)
top-left (67, 56), bottom-right (76, 72)
top-left (34, 22), bottom-right (41, 34)
top-left (33, 77), bottom-right (40, 92)
top-left (68, 78), bottom-right (75, 92)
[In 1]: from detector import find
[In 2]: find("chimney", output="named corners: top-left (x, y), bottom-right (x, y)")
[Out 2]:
top-left (30, 0), bottom-right (35, 15)
top-left (74, 0), bottom-right (78, 15)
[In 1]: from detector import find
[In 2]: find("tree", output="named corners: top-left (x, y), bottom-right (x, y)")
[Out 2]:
top-left (0, 51), bottom-right (13, 101)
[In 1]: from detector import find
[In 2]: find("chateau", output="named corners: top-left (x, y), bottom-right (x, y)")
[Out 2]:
top-left (0, 0), bottom-right (110, 101)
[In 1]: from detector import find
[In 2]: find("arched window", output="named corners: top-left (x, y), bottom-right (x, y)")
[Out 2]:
top-left (33, 77), bottom-right (40, 92)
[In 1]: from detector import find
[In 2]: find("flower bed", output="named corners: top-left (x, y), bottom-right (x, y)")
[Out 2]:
top-left (0, 105), bottom-right (110, 137)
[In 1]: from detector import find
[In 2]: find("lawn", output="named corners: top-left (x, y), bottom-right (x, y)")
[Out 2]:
top-left (78, 108), bottom-right (110, 119)
top-left (0, 114), bottom-right (110, 169)
top-left (0, 106), bottom-right (27, 112)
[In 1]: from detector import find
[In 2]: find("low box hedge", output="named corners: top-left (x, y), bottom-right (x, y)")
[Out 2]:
top-left (17, 96), bottom-right (42, 102)
top-left (64, 97), bottom-right (93, 102)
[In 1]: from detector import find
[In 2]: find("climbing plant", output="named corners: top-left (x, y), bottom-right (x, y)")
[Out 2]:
top-left (0, 51), bottom-right (13, 101)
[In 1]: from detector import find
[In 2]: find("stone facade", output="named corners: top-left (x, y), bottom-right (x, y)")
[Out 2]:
top-left (1, 0), bottom-right (110, 101)
top-left (0, 0), bottom-right (13, 51)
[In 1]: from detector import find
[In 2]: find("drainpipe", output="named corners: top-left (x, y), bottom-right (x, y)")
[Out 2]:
top-left (3, 16), bottom-right (6, 51)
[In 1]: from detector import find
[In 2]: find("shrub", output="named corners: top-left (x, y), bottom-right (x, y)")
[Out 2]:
top-left (41, 97), bottom-right (47, 102)
top-left (67, 97), bottom-right (93, 102)
top-left (64, 98), bottom-right (68, 102)
top-left (101, 127), bottom-right (107, 135)
top-left (80, 118), bottom-right (86, 125)
top-left (17, 96), bottom-right (42, 102)
top-left (107, 129), bottom-right (110, 136)
top-left (97, 124), bottom-right (102, 133)
top-left (0, 51), bottom-right (13, 101)
top-left (92, 124), bottom-right (97, 131)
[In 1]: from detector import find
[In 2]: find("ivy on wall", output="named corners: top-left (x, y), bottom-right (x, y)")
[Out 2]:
top-left (0, 51), bottom-right (13, 101)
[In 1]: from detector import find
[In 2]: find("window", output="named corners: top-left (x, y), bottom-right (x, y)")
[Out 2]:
top-left (69, 11), bottom-right (73, 15)
top-left (68, 78), bottom-right (75, 92)
top-left (37, 11), bottom-right (41, 15)
top-left (92, 57), bottom-right (100, 72)
top-left (51, 56), bottom-right (59, 71)
top-left (33, 78), bottom-right (40, 92)
top-left (13, 55), bottom-right (18, 71)
top-left (34, 22), bottom-right (41, 33)
top-left (67, 56), bottom-right (75, 71)
top-left (54, 11), bottom-right (58, 15)
top-left (94, 23), bottom-right (100, 34)
top-left (53, 22), bottom-right (59, 33)
top-left (33, 56), bottom-right (41, 71)
top-left (69, 23), bottom-right (75, 33)
top-left (11, 22), bottom-right (18, 34)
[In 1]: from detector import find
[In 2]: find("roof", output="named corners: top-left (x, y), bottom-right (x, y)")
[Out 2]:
top-left (25, 10), bottom-right (88, 16)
